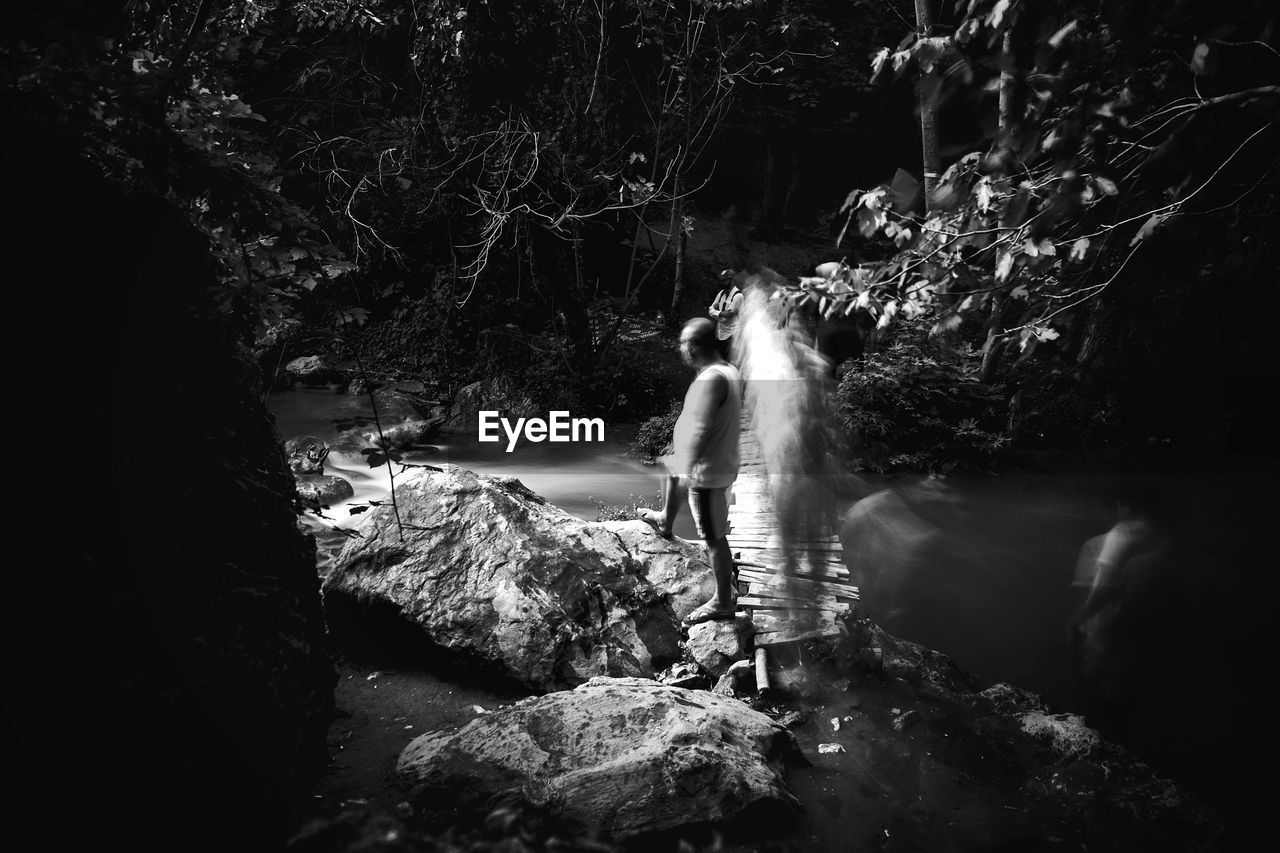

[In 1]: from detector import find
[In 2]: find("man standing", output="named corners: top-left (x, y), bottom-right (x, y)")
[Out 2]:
top-left (709, 269), bottom-right (745, 359)
top-left (639, 318), bottom-right (743, 624)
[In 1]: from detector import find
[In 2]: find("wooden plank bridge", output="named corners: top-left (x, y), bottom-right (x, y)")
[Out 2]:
top-left (728, 417), bottom-right (860, 648)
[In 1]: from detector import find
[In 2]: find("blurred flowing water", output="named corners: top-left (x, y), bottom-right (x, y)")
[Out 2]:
top-left (268, 388), bottom-right (698, 569)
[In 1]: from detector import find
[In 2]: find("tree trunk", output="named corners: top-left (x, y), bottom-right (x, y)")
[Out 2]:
top-left (668, 173), bottom-right (686, 324)
top-left (914, 0), bottom-right (941, 212)
top-left (980, 31), bottom-right (1016, 384)
top-left (760, 134), bottom-right (796, 240)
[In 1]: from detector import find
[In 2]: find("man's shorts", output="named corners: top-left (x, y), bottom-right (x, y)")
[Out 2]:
top-left (689, 486), bottom-right (730, 541)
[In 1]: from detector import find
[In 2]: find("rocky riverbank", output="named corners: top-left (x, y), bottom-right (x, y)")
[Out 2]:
top-left (287, 466), bottom-right (1226, 852)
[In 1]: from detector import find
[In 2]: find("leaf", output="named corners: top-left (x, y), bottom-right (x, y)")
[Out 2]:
top-left (1191, 42), bottom-right (1210, 76)
top-left (987, 0), bottom-right (1012, 30)
top-left (870, 47), bottom-right (890, 77)
top-left (1094, 176), bottom-right (1118, 196)
top-left (1048, 20), bottom-right (1078, 49)
top-left (976, 178), bottom-right (994, 213)
top-left (1130, 213), bottom-right (1164, 246)
top-left (995, 251), bottom-right (1014, 282)
top-left (1069, 237), bottom-right (1090, 262)
top-left (1009, 284), bottom-right (1030, 300)
top-left (349, 505), bottom-right (370, 516)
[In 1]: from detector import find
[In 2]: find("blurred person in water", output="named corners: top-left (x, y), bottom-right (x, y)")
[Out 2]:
top-left (1066, 479), bottom-right (1177, 742)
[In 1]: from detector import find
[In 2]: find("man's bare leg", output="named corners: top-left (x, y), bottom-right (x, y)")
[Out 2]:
top-left (644, 474), bottom-right (687, 537)
top-left (706, 535), bottom-right (737, 609)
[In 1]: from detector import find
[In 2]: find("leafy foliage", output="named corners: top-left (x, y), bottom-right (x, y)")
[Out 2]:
top-left (792, 0), bottom-right (1279, 381)
top-left (589, 493), bottom-right (659, 523)
top-left (833, 321), bottom-right (1009, 473)
top-left (631, 400), bottom-right (683, 461)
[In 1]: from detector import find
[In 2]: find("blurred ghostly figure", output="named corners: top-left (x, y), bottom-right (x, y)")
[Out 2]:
top-left (1067, 495), bottom-right (1168, 718)
top-left (732, 271), bottom-right (861, 597)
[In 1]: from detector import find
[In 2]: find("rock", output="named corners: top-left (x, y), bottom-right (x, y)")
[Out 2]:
top-left (285, 435), bottom-right (330, 475)
top-left (774, 709), bottom-right (808, 728)
top-left (891, 709), bottom-right (920, 732)
top-left (684, 614), bottom-right (754, 676)
top-left (975, 682), bottom-right (1045, 715)
top-left (395, 676), bottom-right (803, 839)
top-left (361, 417), bottom-right (443, 449)
top-left (443, 379), bottom-right (540, 435)
top-left (323, 465), bottom-right (715, 691)
top-left (658, 661), bottom-right (706, 689)
top-left (848, 618), bottom-right (978, 696)
top-left (712, 659), bottom-right (757, 698)
top-left (296, 475), bottom-right (354, 507)
top-left (354, 386), bottom-right (447, 449)
top-left (285, 355), bottom-right (336, 387)
top-left (1018, 711), bottom-right (1102, 759)
top-left (286, 808), bottom-right (427, 853)
top-left (325, 386), bottom-right (447, 457)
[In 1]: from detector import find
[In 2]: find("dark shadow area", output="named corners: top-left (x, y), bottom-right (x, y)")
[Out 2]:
top-left (841, 448), bottom-right (1280, 848)
top-left (322, 595), bottom-right (537, 700)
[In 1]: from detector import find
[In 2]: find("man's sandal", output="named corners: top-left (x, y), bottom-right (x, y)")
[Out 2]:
top-left (683, 600), bottom-right (738, 625)
top-left (637, 508), bottom-right (672, 539)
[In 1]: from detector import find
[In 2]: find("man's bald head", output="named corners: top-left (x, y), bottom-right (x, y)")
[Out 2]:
top-left (681, 317), bottom-right (718, 351)
top-left (679, 317), bottom-right (720, 367)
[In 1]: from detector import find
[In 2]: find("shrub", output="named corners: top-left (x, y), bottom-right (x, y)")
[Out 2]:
top-left (589, 493), bottom-right (659, 522)
top-left (834, 325), bottom-right (1010, 474)
top-left (631, 400), bottom-right (682, 461)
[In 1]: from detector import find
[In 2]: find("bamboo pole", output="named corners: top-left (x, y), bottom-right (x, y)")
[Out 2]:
top-left (754, 647), bottom-right (770, 692)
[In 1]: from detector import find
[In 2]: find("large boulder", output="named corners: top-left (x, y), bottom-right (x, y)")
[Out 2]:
top-left (396, 676), bottom-right (803, 839)
top-left (329, 385), bottom-right (446, 455)
top-left (295, 474), bottom-right (354, 508)
top-left (442, 379), bottom-right (540, 436)
top-left (285, 355), bottom-right (337, 387)
top-left (323, 465), bottom-right (715, 690)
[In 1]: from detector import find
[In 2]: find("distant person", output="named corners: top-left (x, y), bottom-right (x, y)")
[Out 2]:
top-left (708, 269), bottom-right (745, 359)
top-left (638, 318), bottom-right (743, 624)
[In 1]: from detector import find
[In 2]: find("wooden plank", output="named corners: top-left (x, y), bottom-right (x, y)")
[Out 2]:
top-left (740, 588), bottom-right (851, 607)
top-left (737, 578), bottom-right (855, 596)
top-left (752, 610), bottom-right (838, 627)
top-left (736, 573), bottom-right (857, 598)
top-left (736, 565), bottom-right (851, 584)
top-left (739, 592), bottom-right (849, 607)
top-left (737, 564), bottom-right (850, 581)
top-left (736, 548), bottom-right (847, 561)
top-left (735, 570), bottom-right (860, 600)
top-left (734, 541), bottom-right (845, 550)
top-left (729, 535), bottom-right (842, 545)
top-left (735, 556), bottom-right (849, 574)
top-left (738, 596), bottom-right (849, 613)
top-left (754, 623), bottom-right (847, 647)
